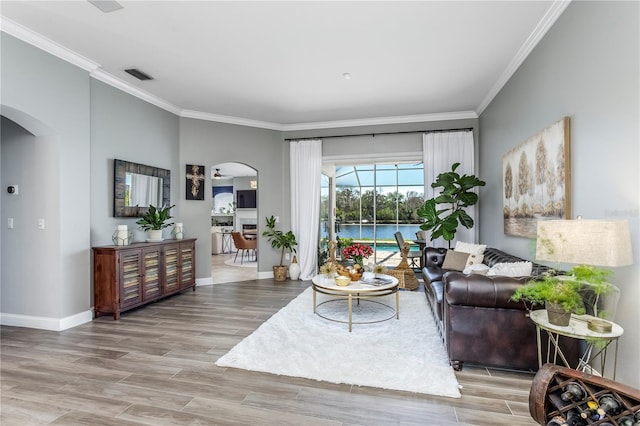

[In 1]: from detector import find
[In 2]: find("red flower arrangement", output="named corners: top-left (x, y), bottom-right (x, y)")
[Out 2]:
top-left (341, 243), bottom-right (374, 266)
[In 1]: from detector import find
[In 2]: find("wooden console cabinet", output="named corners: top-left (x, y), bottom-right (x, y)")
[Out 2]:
top-left (93, 238), bottom-right (197, 319)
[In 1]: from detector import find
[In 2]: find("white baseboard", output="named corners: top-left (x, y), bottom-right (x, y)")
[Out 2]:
top-left (198, 272), bottom-right (274, 284)
top-left (257, 270), bottom-right (274, 279)
top-left (196, 277), bottom-right (214, 286)
top-left (0, 309), bottom-right (93, 331)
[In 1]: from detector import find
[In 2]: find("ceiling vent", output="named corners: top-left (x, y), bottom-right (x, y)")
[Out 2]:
top-left (125, 68), bottom-right (154, 81)
top-left (88, 1), bottom-right (123, 13)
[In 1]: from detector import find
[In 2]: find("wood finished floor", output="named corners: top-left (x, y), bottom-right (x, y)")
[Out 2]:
top-left (1, 279), bottom-right (539, 425)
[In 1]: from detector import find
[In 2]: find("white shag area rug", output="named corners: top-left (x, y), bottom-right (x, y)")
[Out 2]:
top-left (215, 287), bottom-right (461, 398)
top-left (224, 258), bottom-right (257, 268)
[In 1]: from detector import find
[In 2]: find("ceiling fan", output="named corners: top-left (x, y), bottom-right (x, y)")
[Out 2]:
top-left (213, 168), bottom-right (235, 180)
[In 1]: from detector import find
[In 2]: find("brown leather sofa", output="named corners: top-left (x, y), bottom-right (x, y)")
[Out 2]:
top-left (422, 247), bottom-right (579, 371)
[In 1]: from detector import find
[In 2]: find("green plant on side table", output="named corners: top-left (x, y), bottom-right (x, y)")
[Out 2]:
top-left (417, 162), bottom-right (486, 248)
top-left (136, 204), bottom-right (175, 241)
top-left (511, 271), bottom-right (585, 326)
top-left (262, 215), bottom-right (298, 282)
top-left (511, 265), bottom-right (615, 327)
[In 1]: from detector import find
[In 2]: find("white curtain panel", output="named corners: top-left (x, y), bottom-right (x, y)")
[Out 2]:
top-left (422, 131), bottom-right (476, 247)
top-left (290, 139), bottom-right (322, 280)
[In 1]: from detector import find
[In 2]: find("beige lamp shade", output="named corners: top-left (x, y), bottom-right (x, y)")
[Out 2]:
top-left (535, 219), bottom-right (633, 267)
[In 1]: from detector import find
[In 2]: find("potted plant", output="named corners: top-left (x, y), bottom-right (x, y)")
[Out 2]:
top-left (262, 215), bottom-right (298, 281)
top-left (511, 270), bottom-right (586, 326)
top-left (136, 204), bottom-right (175, 241)
top-left (417, 162), bottom-right (486, 248)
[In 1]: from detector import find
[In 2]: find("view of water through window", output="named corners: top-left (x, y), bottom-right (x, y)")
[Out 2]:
top-left (320, 162), bottom-right (425, 266)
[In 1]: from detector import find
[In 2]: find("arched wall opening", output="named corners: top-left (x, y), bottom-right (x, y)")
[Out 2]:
top-left (209, 161), bottom-right (258, 284)
top-left (1, 110), bottom-right (63, 324)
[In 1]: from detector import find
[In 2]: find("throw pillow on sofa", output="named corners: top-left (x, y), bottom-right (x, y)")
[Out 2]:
top-left (465, 253), bottom-right (484, 268)
top-left (442, 250), bottom-right (470, 271)
top-left (487, 261), bottom-right (533, 277)
top-left (463, 263), bottom-right (491, 275)
top-left (454, 241), bottom-right (487, 255)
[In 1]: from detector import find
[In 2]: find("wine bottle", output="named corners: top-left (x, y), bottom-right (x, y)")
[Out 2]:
top-left (579, 400), bottom-right (602, 421)
top-left (547, 416), bottom-right (565, 426)
top-left (634, 408), bottom-right (640, 423)
top-left (563, 410), bottom-right (587, 426)
top-left (618, 416), bottom-right (634, 426)
top-left (598, 393), bottom-right (623, 416)
top-left (560, 382), bottom-right (587, 402)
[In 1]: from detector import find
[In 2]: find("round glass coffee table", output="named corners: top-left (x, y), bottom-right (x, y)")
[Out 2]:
top-left (311, 274), bottom-right (399, 332)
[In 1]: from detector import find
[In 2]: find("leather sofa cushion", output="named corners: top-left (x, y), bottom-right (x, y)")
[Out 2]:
top-left (483, 248), bottom-right (553, 277)
top-left (445, 272), bottom-right (530, 310)
top-left (430, 281), bottom-right (444, 320)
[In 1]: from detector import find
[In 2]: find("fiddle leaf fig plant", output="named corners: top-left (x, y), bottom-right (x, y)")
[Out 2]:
top-left (417, 162), bottom-right (486, 247)
top-left (262, 215), bottom-right (297, 266)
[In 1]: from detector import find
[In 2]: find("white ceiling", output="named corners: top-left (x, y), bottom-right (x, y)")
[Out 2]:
top-left (1, 1), bottom-right (569, 130)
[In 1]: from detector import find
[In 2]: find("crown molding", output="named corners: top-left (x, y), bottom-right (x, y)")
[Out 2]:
top-left (476, 0), bottom-right (572, 115)
top-left (180, 109), bottom-right (283, 131)
top-left (281, 111), bottom-right (478, 132)
top-left (1, 15), bottom-right (506, 132)
top-left (91, 69), bottom-right (182, 115)
top-left (1, 16), bottom-right (99, 72)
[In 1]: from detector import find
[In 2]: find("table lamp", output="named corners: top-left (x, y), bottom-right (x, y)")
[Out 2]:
top-left (535, 217), bottom-right (633, 322)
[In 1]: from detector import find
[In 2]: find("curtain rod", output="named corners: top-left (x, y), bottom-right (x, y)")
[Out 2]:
top-left (284, 127), bottom-right (473, 141)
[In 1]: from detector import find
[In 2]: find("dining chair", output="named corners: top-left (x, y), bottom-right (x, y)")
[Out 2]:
top-left (230, 231), bottom-right (257, 264)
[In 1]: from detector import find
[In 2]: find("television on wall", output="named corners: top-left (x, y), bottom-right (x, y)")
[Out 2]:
top-left (236, 190), bottom-right (257, 209)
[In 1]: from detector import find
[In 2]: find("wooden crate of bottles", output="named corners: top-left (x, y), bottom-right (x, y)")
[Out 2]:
top-left (530, 363), bottom-right (640, 426)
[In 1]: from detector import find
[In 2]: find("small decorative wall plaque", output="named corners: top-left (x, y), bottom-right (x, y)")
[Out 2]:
top-left (186, 164), bottom-right (205, 200)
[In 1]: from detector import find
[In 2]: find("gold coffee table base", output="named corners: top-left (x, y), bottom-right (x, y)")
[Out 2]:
top-left (311, 274), bottom-right (399, 332)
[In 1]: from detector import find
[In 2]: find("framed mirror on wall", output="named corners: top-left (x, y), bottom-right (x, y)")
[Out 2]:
top-left (114, 159), bottom-right (171, 218)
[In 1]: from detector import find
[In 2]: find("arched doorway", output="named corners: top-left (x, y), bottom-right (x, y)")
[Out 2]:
top-left (210, 162), bottom-right (258, 284)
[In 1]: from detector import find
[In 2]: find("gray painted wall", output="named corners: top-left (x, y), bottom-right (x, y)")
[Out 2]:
top-left (89, 79), bottom-right (180, 246)
top-left (1, 33), bottom-right (91, 321)
top-left (479, 1), bottom-right (639, 387)
top-left (179, 118), bottom-right (286, 278)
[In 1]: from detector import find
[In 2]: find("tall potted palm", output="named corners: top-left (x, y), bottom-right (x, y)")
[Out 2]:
top-left (262, 215), bottom-right (298, 281)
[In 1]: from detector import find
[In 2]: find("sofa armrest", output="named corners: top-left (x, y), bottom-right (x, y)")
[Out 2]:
top-left (424, 247), bottom-right (447, 268)
top-left (422, 266), bottom-right (445, 284)
top-left (444, 272), bottom-right (530, 310)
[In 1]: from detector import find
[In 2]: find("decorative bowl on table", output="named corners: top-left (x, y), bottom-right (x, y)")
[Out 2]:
top-left (349, 273), bottom-right (362, 282)
top-left (335, 275), bottom-right (351, 286)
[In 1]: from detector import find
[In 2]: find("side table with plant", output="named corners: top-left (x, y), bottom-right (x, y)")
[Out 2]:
top-left (511, 271), bottom-right (585, 326)
top-left (511, 266), bottom-right (617, 327)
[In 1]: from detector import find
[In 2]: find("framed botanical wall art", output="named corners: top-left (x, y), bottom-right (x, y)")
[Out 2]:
top-left (186, 164), bottom-right (205, 200)
top-left (502, 117), bottom-right (571, 237)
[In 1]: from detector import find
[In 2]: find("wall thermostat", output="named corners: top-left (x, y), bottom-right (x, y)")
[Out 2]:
top-left (7, 185), bottom-right (18, 195)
